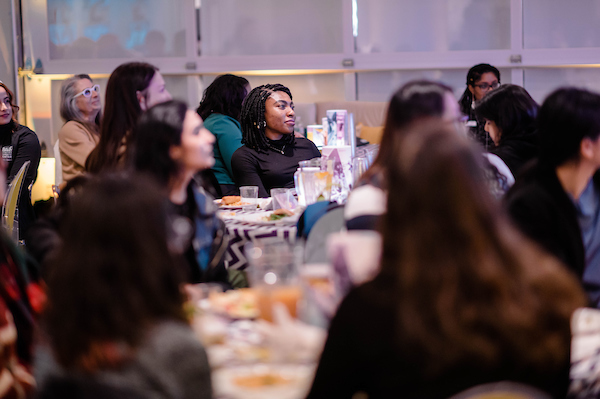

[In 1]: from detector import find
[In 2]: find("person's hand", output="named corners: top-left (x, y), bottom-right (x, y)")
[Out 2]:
top-left (254, 303), bottom-right (327, 362)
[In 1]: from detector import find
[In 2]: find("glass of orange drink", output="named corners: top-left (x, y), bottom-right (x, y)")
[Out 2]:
top-left (245, 240), bottom-right (303, 322)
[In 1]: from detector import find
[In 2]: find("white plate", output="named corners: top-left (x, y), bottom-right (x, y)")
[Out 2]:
top-left (212, 364), bottom-right (315, 399)
top-left (214, 198), bottom-right (272, 210)
top-left (220, 211), bottom-right (299, 225)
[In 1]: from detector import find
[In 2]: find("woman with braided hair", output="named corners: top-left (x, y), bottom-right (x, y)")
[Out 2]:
top-left (231, 83), bottom-right (320, 197)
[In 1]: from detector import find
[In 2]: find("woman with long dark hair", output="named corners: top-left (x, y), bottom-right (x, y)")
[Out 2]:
top-left (57, 74), bottom-right (102, 182)
top-left (458, 63), bottom-right (501, 150)
top-left (197, 74), bottom-right (250, 196)
top-left (38, 174), bottom-right (212, 398)
top-left (475, 84), bottom-right (539, 178)
top-left (85, 62), bottom-right (171, 174)
top-left (133, 100), bottom-right (229, 286)
top-left (308, 120), bottom-right (586, 398)
top-left (231, 83), bottom-right (320, 197)
top-left (0, 81), bottom-right (41, 239)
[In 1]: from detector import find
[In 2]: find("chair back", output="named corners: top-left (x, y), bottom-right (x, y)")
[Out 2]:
top-left (2, 161), bottom-right (31, 241)
top-left (54, 139), bottom-right (63, 186)
top-left (304, 205), bottom-right (346, 264)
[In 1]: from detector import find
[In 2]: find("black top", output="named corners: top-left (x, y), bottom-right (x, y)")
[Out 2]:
top-left (0, 122), bottom-right (41, 239)
top-left (505, 162), bottom-right (599, 283)
top-left (307, 273), bottom-right (571, 399)
top-left (490, 128), bottom-right (539, 178)
top-left (231, 137), bottom-right (321, 198)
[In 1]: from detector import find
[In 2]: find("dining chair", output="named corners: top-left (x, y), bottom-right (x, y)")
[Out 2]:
top-left (53, 139), bottom-right (63, 187)
top-left (2, 161), bottom-right (31, 242)
top-left (304, 205), bottom-right (346, 264)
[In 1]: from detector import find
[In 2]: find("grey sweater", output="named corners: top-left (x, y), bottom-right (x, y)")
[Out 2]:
top-left (35, 320), bottom-right (213, 399)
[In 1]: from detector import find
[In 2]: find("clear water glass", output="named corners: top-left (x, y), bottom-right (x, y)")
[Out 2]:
top-left (240, 186), bottom-right (259, 211)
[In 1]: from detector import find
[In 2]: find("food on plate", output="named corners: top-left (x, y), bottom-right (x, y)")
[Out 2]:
top-left (208, 288), bottom-right (259, 318)
top-left (265, 208), bottom-right (295, 221)
top-left (233, 373), bottom-right (292, 388)
top-left (273, 208), bottom-right (294, 216)
top-left (233, 346), bottom-right (271, 363)
top-left (220, 195), bottom-right (248, 207)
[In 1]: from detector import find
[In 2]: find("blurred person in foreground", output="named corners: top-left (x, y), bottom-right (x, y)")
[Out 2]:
top-left (0, 153), bottom-right (38, 397)
top-left (505, 87), bottom-right (600, 305)
top-left (36, 174), bottom-right (212, 399)
top-left (133, 100), bottom-right (230, 287)
top-left (307, 119), bottom-right (586, 399)
top-left (345, 80), bottom-right (465, 230)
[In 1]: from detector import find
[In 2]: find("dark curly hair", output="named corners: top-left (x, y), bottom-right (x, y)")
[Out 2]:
top-left (196, 74), bottom-right (249, 121)
top-left (239, 83), bottom-right (294, 152)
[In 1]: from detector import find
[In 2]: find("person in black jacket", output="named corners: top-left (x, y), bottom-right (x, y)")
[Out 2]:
top-left (505, 87), bottom-right (600, 304)
top-left (132, 100), bottom-right (230, 286)
top-left (0, 81), bottom-right (41, 240)
top-left (475, 84), bottom-right (539, 178)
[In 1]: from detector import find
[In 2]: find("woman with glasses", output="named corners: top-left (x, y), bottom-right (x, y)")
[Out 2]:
top-left (57, 74), bottom-right (102, 182)
top-left (458, 63), bottom-right (501, 150)
top-left (0, 81), bottom-right (41, 240)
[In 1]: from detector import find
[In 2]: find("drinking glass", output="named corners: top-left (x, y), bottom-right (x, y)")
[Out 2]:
top-left (239, 186), bottom-right (258, 211)
top-left (352, 157), bottom-right (369, 186)
top-left (365, 147), bottom-right (378, 167)
top-left (271, 188), bottom-right (297, 211)
top-left (245, 240), bottom-right (303, 322)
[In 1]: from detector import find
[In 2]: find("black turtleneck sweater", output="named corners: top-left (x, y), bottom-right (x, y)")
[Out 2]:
top-left (231, 137), bottom-right (321, 198)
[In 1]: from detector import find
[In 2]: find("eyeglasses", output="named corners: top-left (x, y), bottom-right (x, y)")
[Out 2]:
top-left (474, 82), bottom-right (500, 91)
top-left (73, 84), bottom-right (100, 99)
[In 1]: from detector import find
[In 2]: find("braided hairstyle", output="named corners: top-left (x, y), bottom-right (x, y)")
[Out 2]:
top-left (240, 83), bottom-right (295, 152)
